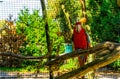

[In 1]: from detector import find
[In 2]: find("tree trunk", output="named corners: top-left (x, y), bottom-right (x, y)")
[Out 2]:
top-left (80, 0), bottom-right (87, 18)
top-left (40, 0), bottom-right (53, 79)
top-left (117, 0), bottom-right (120, 7)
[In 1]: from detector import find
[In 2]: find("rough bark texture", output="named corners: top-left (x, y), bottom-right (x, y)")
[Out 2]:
top-left (55, 46), bottom-right (120, 79)
top-left (0, 52), bottom-right (55, 60)
top-left (0, 41), bottom-right (120, 78)
top-left (45, 41), bottom-right (116, 66)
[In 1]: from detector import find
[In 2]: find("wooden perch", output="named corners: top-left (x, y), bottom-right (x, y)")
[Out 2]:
top-left (0, 41), bottom-right (116, 62)
top-left (45, 41), bottom-right (115, 66)
top-left (55, 46), bottom-right (120, 79)
top-left (0, 52), bottom-right (55, 60)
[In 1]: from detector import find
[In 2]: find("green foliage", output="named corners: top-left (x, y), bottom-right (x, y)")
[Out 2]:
top-left (63, 0), bottom-right (82, 24)
top-left (60, 58), bottom-right (78, 70)
top-left (87, 0), bottom-right (120, 69)
top-left (14, 0), bottom-right (120, 71)
top-left (16, 8), bottom-right (64, 56)
top-left (16, 8), bottom-right (47, 56)
top-left (48, 0), bottom-right (82, 43)
top-left (47, 0), bottom-right (120, 71)
top-left (15, 8), bottom-right (65, 70)
top-left (88, 0), bottom-right (120, 42)
top-left (58, 0), bottom-right (81, 32)
top-left (109, 59), bottom-right (120, 68)
top-left (48, 18), bottom-right (64, 54)
top-left (0, 67), bottom-right (22, 72)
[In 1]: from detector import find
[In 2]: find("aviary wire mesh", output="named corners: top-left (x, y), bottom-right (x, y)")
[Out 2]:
top-left (0, 0), bottom-right (120, 79)
top-left (0, 0), bottom-right (49, 79)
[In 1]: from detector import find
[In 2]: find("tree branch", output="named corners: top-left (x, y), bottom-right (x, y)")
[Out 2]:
top-left (45, 41), bottom-right (116, 66)
top-left (55, 46), bottom-right (120, 79)
top-left (0, 52), bottom-right (55, 60)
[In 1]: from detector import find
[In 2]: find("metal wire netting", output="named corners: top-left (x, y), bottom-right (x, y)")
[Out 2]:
top-left (0, 0), bottom-right (49, 79)
top-left (0, 0), bottom-right (120, 79)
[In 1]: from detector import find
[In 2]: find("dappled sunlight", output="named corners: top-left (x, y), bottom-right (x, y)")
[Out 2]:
top-left (0, 0), bottom-right (120, 79)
